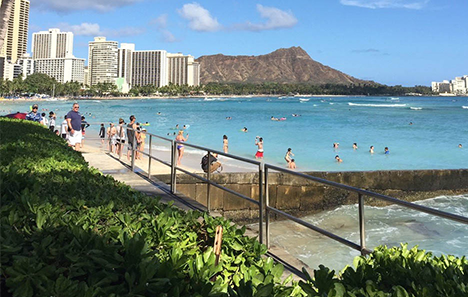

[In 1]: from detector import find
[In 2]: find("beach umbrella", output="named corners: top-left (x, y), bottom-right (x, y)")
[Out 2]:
top-left (2, 112), bottom-right (27, 119)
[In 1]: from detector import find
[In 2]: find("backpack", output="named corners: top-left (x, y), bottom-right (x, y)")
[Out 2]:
top-left (201, 154), bottom-right (209, 172)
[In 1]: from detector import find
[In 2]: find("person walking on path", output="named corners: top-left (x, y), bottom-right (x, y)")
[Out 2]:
top-left (99, 123), bottom-right (106, 145)
top-left (49, 112), bottom-right (56, 132)
top-left (81, 116), bottom-right (90, 147)
top-left (255, 136), bottom-right (264, 159)
top-left (116, 118), bottom-right (126, 156)
top-left (66, 103), bottom-right (82, 151)
top-left (60, 115), bottom-right (68, 139)
top-left (175, 130), bottom-right (189, 165)
top-left (26, 104), bottom-right (44, 124)
top-left (109, 123), bottom-right (117, 153)
top-left (127, 115), bottom-right (137, 161)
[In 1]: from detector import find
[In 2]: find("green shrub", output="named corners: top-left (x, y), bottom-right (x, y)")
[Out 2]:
top-left (1, 118), bottom-right (466, 297)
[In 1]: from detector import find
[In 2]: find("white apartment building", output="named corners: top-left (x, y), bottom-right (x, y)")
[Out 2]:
top-left (432, 75), bottom-right (468, 95)
top-left (34, 57), bottom-right (85, 83)
top-left (88, 37), bottom-right (118, 85)
top-left (18, 54), bottom-right (34, 78)
top-left (131, 50), bottom-right (167, 87)
top-left (167, 53), bottom-right (200, 86)
top-left (32, 28), bottom-right (73, 59)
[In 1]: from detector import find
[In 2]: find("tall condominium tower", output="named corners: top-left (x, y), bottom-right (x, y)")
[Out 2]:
top-left (0, 0), bottom-right (30, 63)
top-left (167, 53), bottom-right (200, 86)
top-left (88, 36), bottom-right (118, 85)
top-left (32, 28), bottom-right (73, 59)
top-left (132, 50), bottom-right (167, 87)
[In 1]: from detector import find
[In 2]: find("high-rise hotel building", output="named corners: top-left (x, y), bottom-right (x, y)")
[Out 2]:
top-left (32, 28), bottom-right (73, 59)
top-left (88, 37), bottom-right (118, 85)
top-left (167, 53), bottom-right (200, 86)
top-left (0, 0), bottom-right (30, 79)
top-left (30, 28), bottom-right (84, 84)
top-left (132, 50), bottom-right (168, 87)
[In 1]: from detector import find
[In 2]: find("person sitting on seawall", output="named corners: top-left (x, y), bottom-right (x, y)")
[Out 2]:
top-left (384, 147), bottom-right (390, 154)
top-left (201, 152), bottom-right (223, 173)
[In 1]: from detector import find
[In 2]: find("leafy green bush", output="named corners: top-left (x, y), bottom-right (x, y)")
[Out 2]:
top-left (1, 118), bottom-right (466, 297)
top-left (0, 118), bottom-right (289, 296)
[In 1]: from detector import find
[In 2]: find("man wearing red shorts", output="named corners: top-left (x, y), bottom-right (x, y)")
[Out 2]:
top-left (255, 136), bottom-right (264, 159)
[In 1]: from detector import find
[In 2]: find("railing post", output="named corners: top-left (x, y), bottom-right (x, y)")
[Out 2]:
top-left (207, 151), bottom-right (211, 214)
top-left (258, 161), bottom-right (264, 245)
top-left (131, 128), bottom-right (136, 171)
top-left (147, 134), bottom-right (152, 178)
top-left (265, 166), bottom-right (270, 249)
top-left (171, 140), bottom-right (177, 193)
top-left (358, 193), bottom-right (366, 255)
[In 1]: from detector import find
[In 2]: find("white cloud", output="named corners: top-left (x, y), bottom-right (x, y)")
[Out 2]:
top-left (59, 23), bottom-right (102, 36)
top-left (178, 3), bottom-right (222, 32)
top-left (340, 0), bottom-right (429, 9)
top-left (57, 23), bottom-right (144, 37)
top-left (150, 14), bottom-right (178, 43)
top-left (32, 0), bottom-right (142, 12)
top-left (231, 5), bottom-right (297, 32)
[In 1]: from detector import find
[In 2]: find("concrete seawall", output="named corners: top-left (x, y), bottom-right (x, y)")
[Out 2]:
top-left (154, 169), bottom-right (468, 222)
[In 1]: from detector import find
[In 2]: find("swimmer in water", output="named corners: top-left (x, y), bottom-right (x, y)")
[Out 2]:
top-left (409, 122), bottom-right (413, 125)
top-left (459, 144), bottom-right (463, 148)
top-left (335, 155), bottom-right (343, 163)
top-left (242, 127), bottom-right (248, 132)
top-left (353, 143), bottom-right (358, 150)
top-left (369, 146), bottom-right (374, 154)
top-left (333, 143), bottom-right (339, 149)
top-left (223, 135), bottom-right (228, 153)
top-left (384, 147), bottom-right (389, 154)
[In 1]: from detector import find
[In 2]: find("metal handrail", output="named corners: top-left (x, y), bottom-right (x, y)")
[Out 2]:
top-left (94, 128), bottom-right (468, 265)
top-left (115, 129), bottom-right (265, 242)
top-left (264, 163), bottom-right (468, 256)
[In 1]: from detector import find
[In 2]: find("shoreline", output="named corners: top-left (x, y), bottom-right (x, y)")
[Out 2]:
top-left (2, 94), bottom-right (466, 102)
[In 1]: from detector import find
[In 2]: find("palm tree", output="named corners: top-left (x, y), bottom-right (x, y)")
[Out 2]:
top-left (0, 0), bottom-right (15, 52)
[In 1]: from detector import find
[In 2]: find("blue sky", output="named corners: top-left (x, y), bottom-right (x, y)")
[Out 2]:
top-left (28, 0), bottom-right (468, 86)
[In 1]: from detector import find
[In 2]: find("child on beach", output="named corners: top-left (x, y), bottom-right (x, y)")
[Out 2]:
top-left (288, 159), bottom-right (296, 169)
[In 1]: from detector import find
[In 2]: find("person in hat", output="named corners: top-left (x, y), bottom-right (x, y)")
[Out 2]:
top-left (26, 104), bottom-right (44, 124)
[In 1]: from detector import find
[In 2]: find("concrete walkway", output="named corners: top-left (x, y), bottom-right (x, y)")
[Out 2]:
top-left (81, 139), bottom-right (309, 281)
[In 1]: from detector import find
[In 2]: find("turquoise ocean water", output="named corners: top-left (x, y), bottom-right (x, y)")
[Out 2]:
top-left (2, 96), bottom-right (467, 171)
top-left (2, 95), bottom-right (467, 269)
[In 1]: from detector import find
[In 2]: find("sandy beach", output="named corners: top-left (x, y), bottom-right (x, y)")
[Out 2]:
top-left (82, 135), bottom-right (262, 176)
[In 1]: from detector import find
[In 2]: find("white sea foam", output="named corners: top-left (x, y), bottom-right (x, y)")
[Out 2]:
top-left (462, 106), bottom-right (468, 109)
top-left (299, 98), bottom-right (310, 102)
top-left (410, 107), bottom-right (422, 110)
top-left (348, 102), bottom-right (407, 107)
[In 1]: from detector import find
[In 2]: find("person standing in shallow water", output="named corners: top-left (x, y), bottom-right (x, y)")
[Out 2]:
top-left (223, 135), bottom-right (229, 154)
top-left (369, 146), bottom-right (374, 154)
top-left (284, 148), bottom-right (294, 164)
top-left (255, 136), bottom-right (264, 159)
